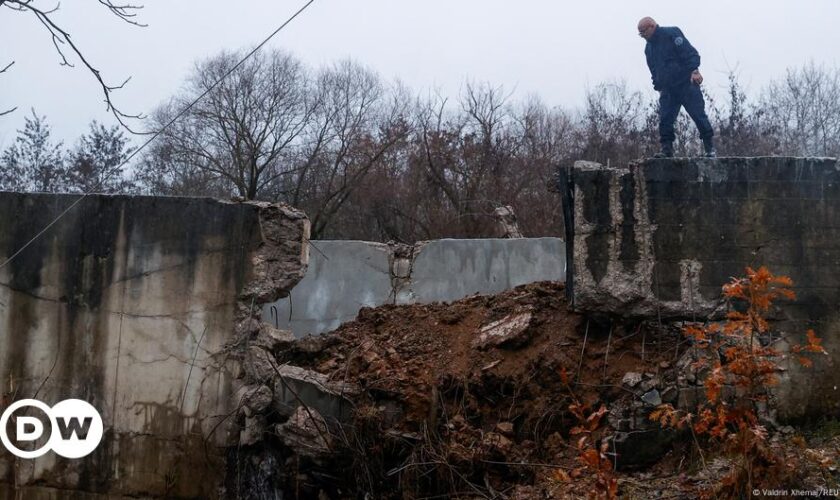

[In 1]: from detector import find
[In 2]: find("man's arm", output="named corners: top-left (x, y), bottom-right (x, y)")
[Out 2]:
top-left (644, 45), bottom-right (660, 90)
top-left (673, 28), bottom-right (702, 83)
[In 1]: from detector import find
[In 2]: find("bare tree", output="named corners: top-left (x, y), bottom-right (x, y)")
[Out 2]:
top-left (282, 60), bottom-right (411, 238)
top-left (510, 96), bottom-right (574, 236)
top-left (707, 70), bottom-right (780, 156)
top-left (762, 62), bottom-right (840, 156)
top-left (137, 52), bottom-right (408, 238)
top-left (140, 49), bottom-right (315, 200)
top-left (411, 83), bottom-right (516, 238)
top-left (134, 139), bottom-right (232, 198)
top-left (0, 0), bottom-right (144, 126)
top-left (388, 82), bottom-right (569, 241)
top-left (577, 81), bottom-right (651, 165)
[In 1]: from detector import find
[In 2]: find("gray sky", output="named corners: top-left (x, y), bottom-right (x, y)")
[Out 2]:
top-left (1, 0), bottom-right (839, 148)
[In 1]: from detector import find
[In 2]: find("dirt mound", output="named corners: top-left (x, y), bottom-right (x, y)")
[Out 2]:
top-left (272, 281), bottom-right (683, 498)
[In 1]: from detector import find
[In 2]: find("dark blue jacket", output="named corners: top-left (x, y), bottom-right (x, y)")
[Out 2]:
top-left (644, 26), bottom-right (701, 91)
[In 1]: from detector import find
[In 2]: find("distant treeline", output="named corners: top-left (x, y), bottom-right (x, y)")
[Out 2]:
top-left (3, 51), bottom-right (839, 242)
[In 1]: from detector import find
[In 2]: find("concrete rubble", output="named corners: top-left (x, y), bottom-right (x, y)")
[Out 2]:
top-left (494, 205), bottom-right (524, 238)
top-left (473, 309), bottom-right (534, 348)
top-left (7, 157), bottom-right (840, 497)
top-left (245, 281), bottom-right (743, 497)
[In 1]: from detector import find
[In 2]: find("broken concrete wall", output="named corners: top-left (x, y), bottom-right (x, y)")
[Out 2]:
top-left (558, 157), bottom-right (840, 420)
top-left (262, 238), bottom-right (566, 337)
top-left (0, 192), bottom-right (309, 498)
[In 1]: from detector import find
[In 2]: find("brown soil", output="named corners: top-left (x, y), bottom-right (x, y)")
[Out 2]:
top-left (293, 281), bottom-right (678, 415)
top-left (267, 281), bottom-right (840, 499)
top-left (278, 281), bottom-right (687, 498)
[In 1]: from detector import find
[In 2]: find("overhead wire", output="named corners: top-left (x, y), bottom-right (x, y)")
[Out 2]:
top-left (0, 0), bottom-right (316, 272)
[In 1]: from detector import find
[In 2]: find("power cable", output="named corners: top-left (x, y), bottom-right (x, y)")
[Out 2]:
top-left (0, 0), bottom-right (316, 272)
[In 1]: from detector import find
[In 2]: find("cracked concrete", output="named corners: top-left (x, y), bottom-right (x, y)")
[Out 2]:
top-left (558, 157), bottom-right (840, 420)
top-left (0, 193), bottom-right (309, 498)
top-left (563, 160), bottom-right (719, 317)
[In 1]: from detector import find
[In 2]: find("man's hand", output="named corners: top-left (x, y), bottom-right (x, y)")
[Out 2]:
top-left (691, 69), bottom-right (703, 85)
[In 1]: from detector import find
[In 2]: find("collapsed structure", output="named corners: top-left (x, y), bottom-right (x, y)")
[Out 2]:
top-left (1, 156), bottom-right (839, 497)
top-left (0, 193), bottom-right (310, 497)
top-left (558, 157), bottom-right (839, 420)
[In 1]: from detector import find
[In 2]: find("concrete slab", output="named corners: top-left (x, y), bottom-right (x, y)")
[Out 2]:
top-left (402, 238), bottom-right (566, 304)
top-left (0, 192), bottom-right (309, 497)
top-left (264, 238), bottom-right (566, 337)
top-left (262, 241), bottom-right (393, 337)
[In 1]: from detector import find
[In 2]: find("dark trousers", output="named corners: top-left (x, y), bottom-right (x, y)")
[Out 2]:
top-left (659, 83), bottom-right (714, 147)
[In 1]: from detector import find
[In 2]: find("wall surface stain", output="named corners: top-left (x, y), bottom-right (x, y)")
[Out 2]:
top-left (0, 193), bottom-right (309, 498)
top-left (559, 157), bottom-right (840, 420)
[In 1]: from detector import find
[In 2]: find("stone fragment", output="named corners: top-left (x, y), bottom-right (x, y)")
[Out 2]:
top-left (254, 323), bottom-right (295, 351)
top-left (243, 346), bottom-right (280, 383)
top-left (622, 372), bottom-right (643, 387)
top-left (240, 414), bottom-right (266, 446)
top-left (276, 406), bottom-right (331, 457)
top-left (239, 202), bottom-right (310, 304)
top-left (242, 385), bottom-right (274, 415)
top-left (473, 310), bottom-right (533, 349)
top-left (234, 316), bottom-right (261, 338)
top-left (273, 365), bottom-right (360, 422)
top-left (294, 335), bottom-right (326, 354)
top-left (640, 376), bottom-right (661, 392)
top-left (641, 389), bottom-right (662, 406)
top-left (494, 205), bottom-right (523, 239)
top-left (481, 360), bottom-right (501, 371)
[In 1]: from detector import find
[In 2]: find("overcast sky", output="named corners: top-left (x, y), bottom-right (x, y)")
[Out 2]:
top-left (1, 0), bottom-right (839, 149)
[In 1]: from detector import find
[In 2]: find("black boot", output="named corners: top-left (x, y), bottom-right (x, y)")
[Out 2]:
top-left (703, 138), bottom-right (717, 158)
top-left (653, 143), bottom-right (673, 158)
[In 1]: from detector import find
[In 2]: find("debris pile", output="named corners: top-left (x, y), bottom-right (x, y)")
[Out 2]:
top-left (220, 279), bottom-right (840, 498)
top-left (225, 282), bottom-right (698, 497)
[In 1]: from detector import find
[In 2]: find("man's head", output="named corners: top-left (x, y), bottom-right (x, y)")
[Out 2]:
top-left (637, 17), bottom-right (657, 40)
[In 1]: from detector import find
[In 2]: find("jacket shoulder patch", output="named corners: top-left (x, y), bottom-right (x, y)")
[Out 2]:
top-left (674, 36), bottom-right (684, 46)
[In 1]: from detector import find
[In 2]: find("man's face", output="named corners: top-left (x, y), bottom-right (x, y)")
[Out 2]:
top-left (638, 22), bottom-right (656, 40)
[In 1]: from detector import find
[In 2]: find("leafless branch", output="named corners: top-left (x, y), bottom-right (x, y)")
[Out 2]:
top-left (97, 0), bottom-right (146, 26)
top-left (3, 0), bottom-right (146, 131)
top-left (0, 60), bottom-right (16, 116)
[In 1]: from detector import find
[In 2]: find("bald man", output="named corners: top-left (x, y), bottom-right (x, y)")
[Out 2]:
top-left (638, 17), bottom-right (715, 158)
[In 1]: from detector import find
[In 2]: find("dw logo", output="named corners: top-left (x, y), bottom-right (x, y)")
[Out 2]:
top-left (0, 399), bottom-right (104, 459)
